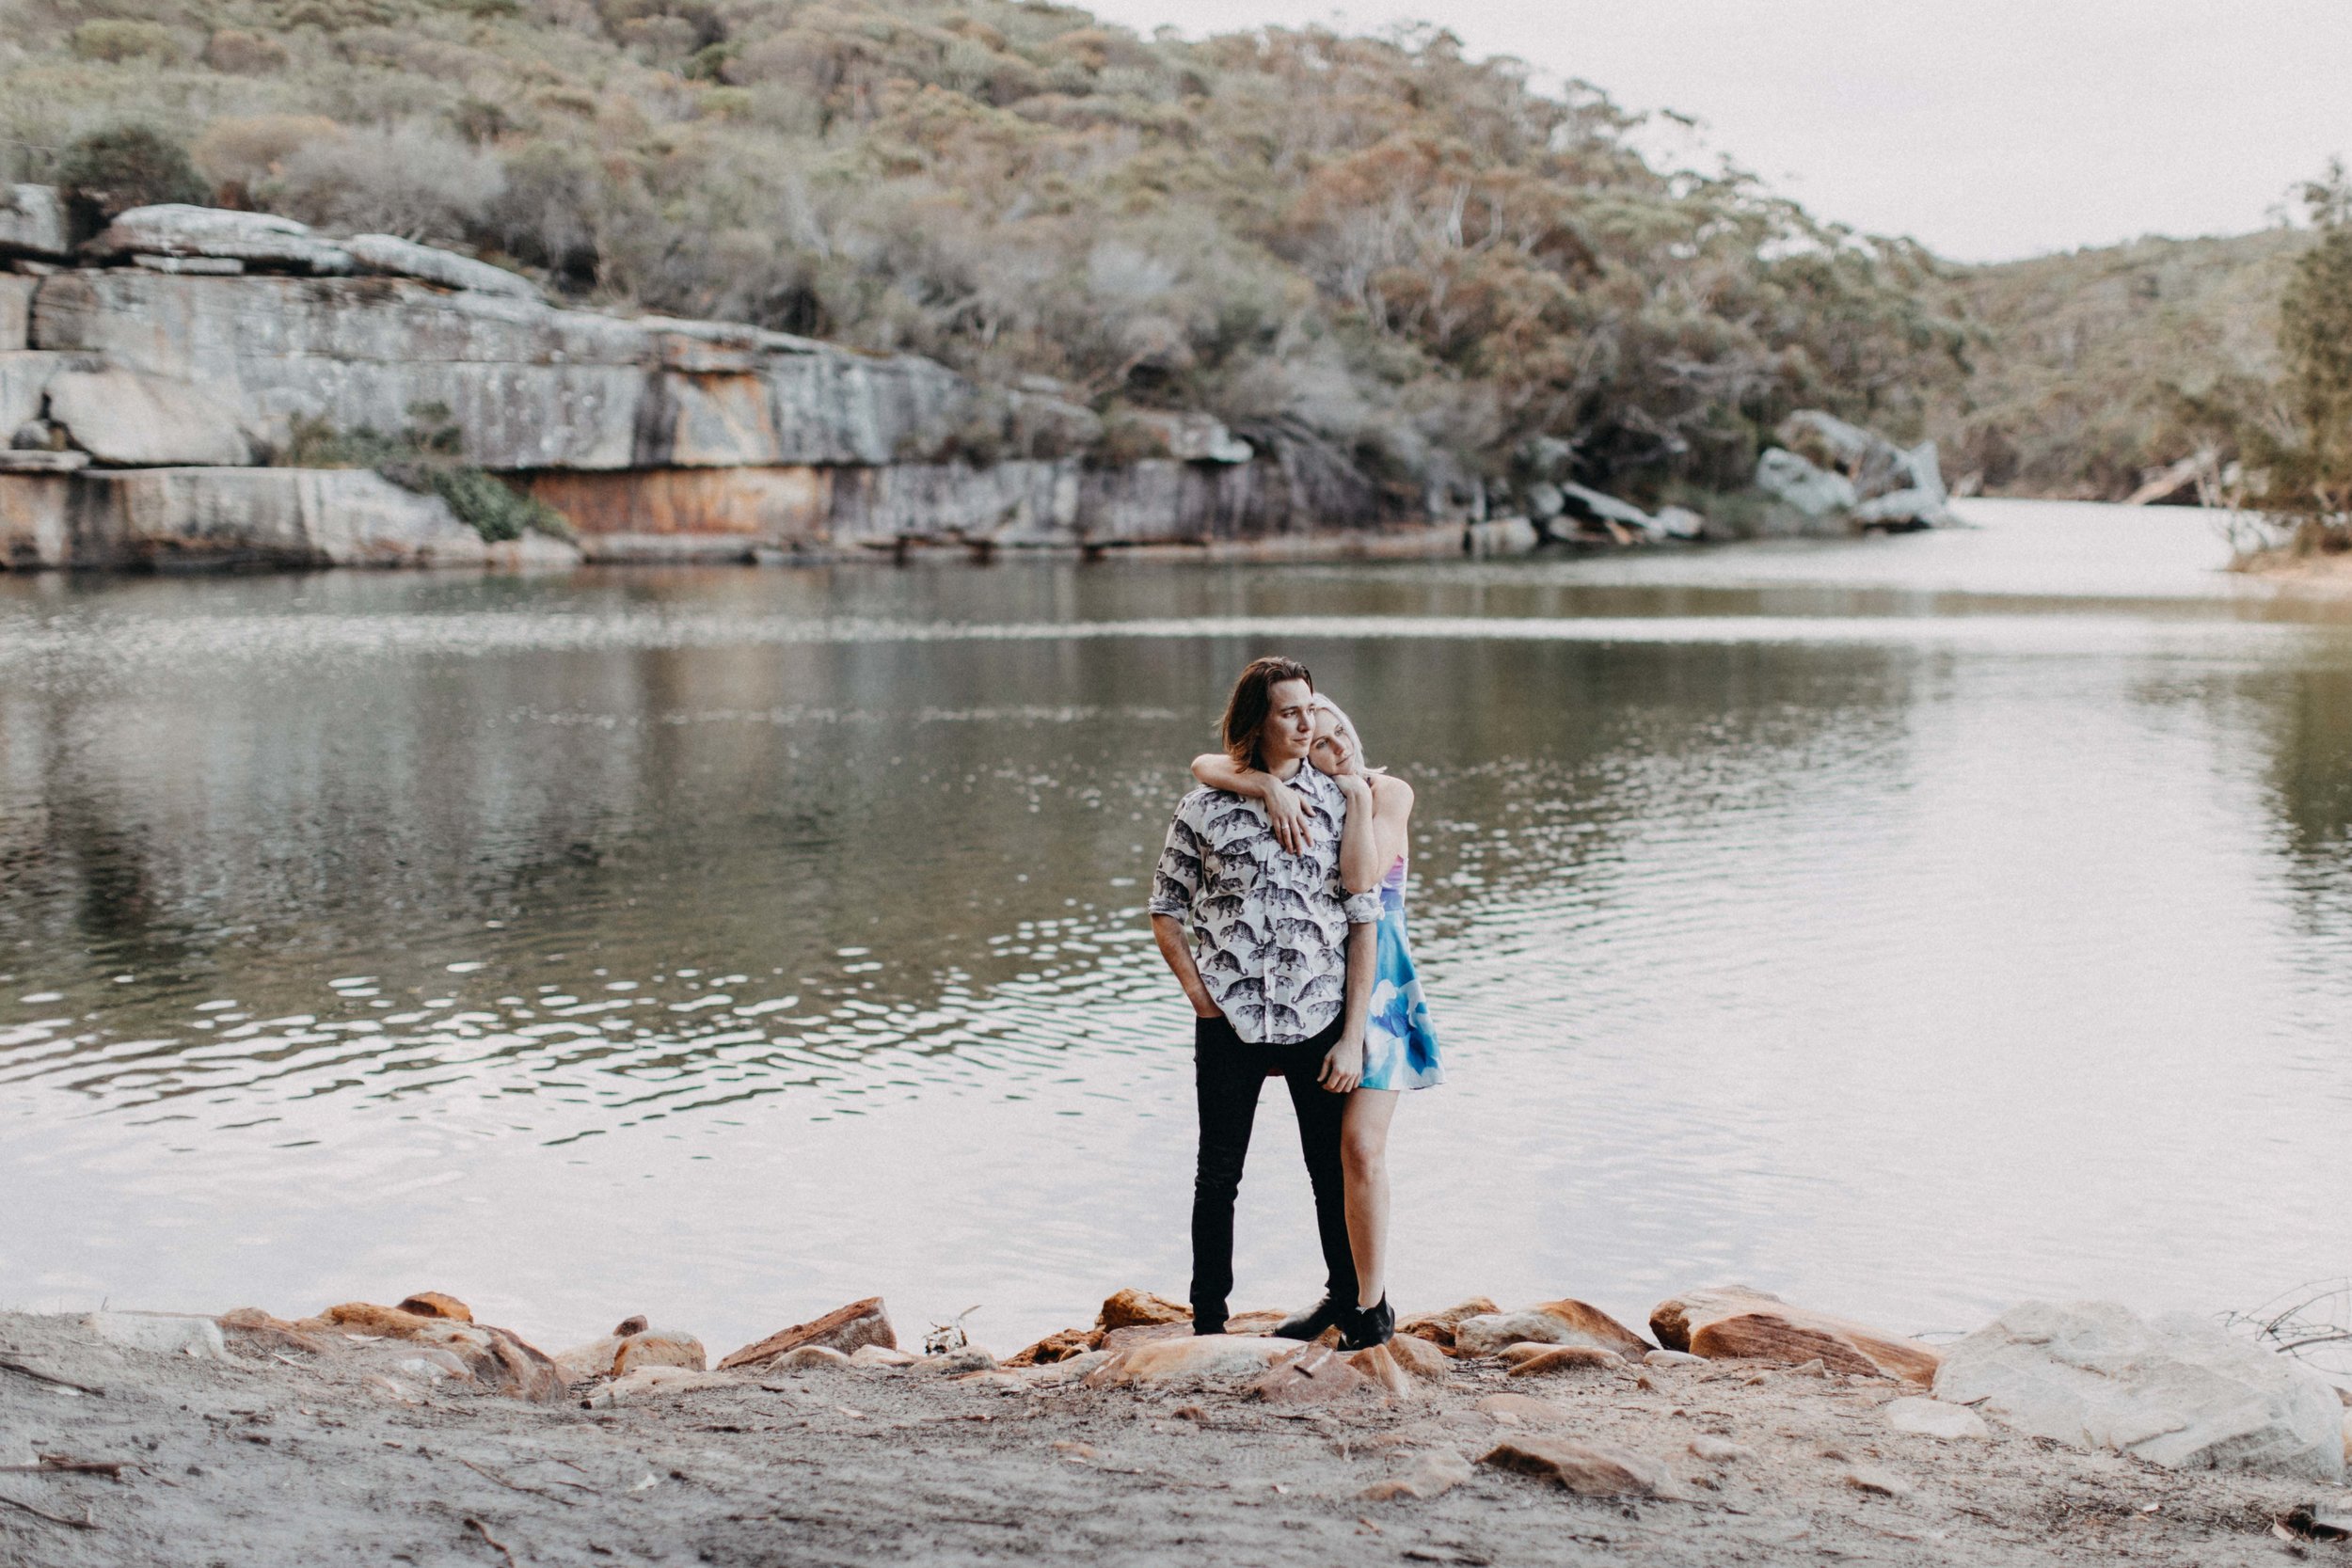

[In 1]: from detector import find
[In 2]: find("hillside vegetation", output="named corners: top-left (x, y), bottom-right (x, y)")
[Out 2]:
top-left (1926, 229), bottom-right (2309, 499)
top-left (0, 0), bottom-right (1973, 514)
top-left (3, 0), bottom-right (2323, 509)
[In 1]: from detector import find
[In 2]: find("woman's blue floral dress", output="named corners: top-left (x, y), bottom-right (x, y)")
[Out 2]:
top-left (1361, 855), bottom-right (1442, 1090)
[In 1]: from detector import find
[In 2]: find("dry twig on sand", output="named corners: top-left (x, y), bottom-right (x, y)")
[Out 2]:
top-left (459, 1457), bottom-right (580, 1506)
top-left (464, 1515), bottom-right (516, 1565)
top-left (0, 1492), bottom-right (101, 1530)
top-left (2224, 1279), bottom-right (2352, 1376)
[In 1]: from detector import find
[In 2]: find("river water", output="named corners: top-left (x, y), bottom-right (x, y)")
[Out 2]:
top-left (4, 499), bottom-right (2349, 1357)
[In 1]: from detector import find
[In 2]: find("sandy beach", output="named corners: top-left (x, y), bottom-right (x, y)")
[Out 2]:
top-left (4, 1294), bottom-right (2345, 1568)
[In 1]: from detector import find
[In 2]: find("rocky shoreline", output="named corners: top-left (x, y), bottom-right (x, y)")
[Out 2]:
top-left (2, 191), bottom-right (1959, 575)
top-left (4, 1283), bottom-right (2345, 1565)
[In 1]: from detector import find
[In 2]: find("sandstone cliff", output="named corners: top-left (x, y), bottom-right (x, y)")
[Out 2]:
top-left (1, 199), bottom-right (1454, 569)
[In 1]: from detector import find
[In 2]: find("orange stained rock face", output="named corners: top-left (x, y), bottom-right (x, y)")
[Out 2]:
top-left (521, 467), bottom-right (829, 539)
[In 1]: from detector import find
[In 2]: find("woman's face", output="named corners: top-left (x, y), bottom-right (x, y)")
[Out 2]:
top-left (1308, 710), bottom-right (1358, 777)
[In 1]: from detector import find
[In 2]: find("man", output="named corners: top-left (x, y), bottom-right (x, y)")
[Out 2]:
top-left (1148, 657), bottom-right (1379, 1339)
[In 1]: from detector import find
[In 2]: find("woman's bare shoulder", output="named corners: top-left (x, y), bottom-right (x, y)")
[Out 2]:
top-left (1370, 774), bottom-right (1414, 811)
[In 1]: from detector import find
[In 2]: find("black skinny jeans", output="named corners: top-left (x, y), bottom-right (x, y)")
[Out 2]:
top-left (1189, 1010), bottom-right (1356, 1329)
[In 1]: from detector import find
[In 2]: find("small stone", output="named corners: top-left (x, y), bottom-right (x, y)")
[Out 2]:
top-left (719, 1297), bottom-right (896, 1370)
top-left (1454, 1300), bottom-right (1652, 1359)
top-left (1382, 1334), bottom-right (1453, 1382)
top-left (775, 1345), bottom-right (851, 1370)
top-left (1395, 1298), bottom-right (1502, 1349)
top-left (612, 1330), bottom-right (707, 1377)
top-left (1096, 1289), bottom-right (1192, 1333)
top-left (1052, 1441), bottom-right (1099, 1463)
top-left (394, 1292), bottom-right (472, 1323)
top-left (1689, 1436), bottom-right (1752, 1464)
top-left (1787, 1357), bottom-right (1829, 1378)
top-left (612, 1314), bottom-right (649, 1337)
top-left (1883, 1396), bottom-right (1991, 1440)
top-left (1089, 1334), bottom-right (1291, 1390)
top-left (1361, 1448), bottom-right (1472, 1502)
top-left (552, 1336), bottom-right (624, 1385)
top-left (1479, 1437), bottom-right (1678, 1498)
top-left (917, 1350), bottom-right (996, 1375)
top-left (1004, 1327), bottom-right (1095, 1367)
top-left (1844, 1466), bottom-right (1915, 1497)
top-left (849, 1344), bottom-right (919, 1367)
top-left (1649, 1287), bottom-right (1940, 1386)
top-left (1508, 1345), bottom-right (1629, 1379)
top-left (1645, 1350), bottom-right (1707, 1367)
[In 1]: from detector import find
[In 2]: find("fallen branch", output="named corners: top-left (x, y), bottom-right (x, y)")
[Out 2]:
top-left (464, 1516), bottom-right (516, 1566)
top-left (460, 1457), bottom-right (579, 1507)
top-left (0, 1493), bottom-right (100, 1530)
top-left (1, 1458), bottom-right (122, 1478)
top-left (0, 1356), bottom-right (104, 1396)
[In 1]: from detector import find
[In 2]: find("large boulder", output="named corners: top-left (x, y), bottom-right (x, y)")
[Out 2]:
top-left (85, 205), bottom-right (354, 275)
top-left (47, 368), bottom-right (254, 466)
top-left (719, 1297), bottom-right (896, 1370)
top-left (1777, 410), bottom-right (1945, 503)
top-left (1932, 1301), bottom-right (2344, 1482)
top-left (1649, 1287), bottom-right (1939, 1385)
top-left (1754, 448), bottom-right (1857, 519)
top-left (342, 234), bottom-right (538, 301)
top-left (1557, 482), bottom-right (1659, 541)
top-left (0, 185), bottom-right (70, 262)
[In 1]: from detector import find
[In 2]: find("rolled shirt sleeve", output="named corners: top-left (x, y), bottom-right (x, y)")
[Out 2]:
top-left (1147, 801), bottom-right (1204, 919)
top-left (1341, 886), bottom-right (1382, 926)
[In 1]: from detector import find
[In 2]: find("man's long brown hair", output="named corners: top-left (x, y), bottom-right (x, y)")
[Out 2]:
top-left (1220, 656), bottom-right (1313, 771)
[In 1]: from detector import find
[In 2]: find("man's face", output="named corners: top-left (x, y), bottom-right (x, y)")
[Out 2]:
top-left (1262, 679), bottom-right (1315, 768)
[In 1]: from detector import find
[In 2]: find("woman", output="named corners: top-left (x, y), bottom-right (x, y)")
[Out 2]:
top-left (1191, 696), bottom-right (1440, 1349)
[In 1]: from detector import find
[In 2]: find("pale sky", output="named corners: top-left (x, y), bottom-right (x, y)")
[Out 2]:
top-left (1082, 0), bottom-right (2352, 262)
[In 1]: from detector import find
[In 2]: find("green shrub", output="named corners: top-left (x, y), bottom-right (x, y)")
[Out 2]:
top-left (71, 20), bottom-right (185, 64)
top-left (281, 407), bottom-right (574, 543)
top-left (56, 122), bottom-right (208, 230)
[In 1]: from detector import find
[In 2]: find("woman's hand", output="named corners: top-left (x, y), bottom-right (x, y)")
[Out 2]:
top-left (1319, 1034), bottom-right (1364, 1093)
top-left (1263, 776), bottom-right (1308, 856)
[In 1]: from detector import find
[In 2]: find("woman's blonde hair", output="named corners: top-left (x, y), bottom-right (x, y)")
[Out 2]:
top-left (1310, 695), bottom-right (1375, 773)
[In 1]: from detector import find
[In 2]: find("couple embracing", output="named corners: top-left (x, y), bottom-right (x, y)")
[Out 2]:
top-left (1147, 656), bottom-right (1442, 1353)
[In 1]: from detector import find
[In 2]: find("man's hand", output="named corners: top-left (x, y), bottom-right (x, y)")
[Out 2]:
top-left (1263, 776), bottom-right (1308, 855)
top-left (1318, 1033), bottom-right (1364, 1093)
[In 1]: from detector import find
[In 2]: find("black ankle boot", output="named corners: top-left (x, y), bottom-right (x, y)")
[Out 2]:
top-left (1337, 1295), bottom-right (1394, 1352)
top-left (1273, 1292), bottom-right (1349, 1341)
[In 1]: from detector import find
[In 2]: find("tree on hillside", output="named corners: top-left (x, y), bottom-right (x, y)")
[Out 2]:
top-left (2272, 159), bottom-right (2352, 527)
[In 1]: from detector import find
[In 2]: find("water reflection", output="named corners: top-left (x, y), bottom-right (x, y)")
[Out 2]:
top-left (3, 501), bottom-right (2350, 1354)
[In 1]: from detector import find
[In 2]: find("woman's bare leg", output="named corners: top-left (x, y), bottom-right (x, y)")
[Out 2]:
top-left (1340, 1088), bottom-right (1399, 1307)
